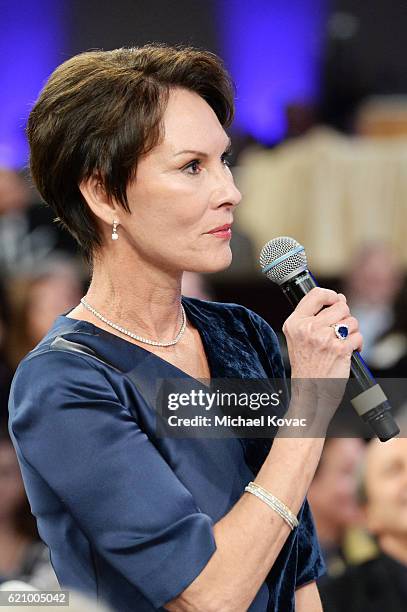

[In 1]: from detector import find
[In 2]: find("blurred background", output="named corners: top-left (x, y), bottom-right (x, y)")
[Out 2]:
top-left (1, 0), bottom-right (407, 608)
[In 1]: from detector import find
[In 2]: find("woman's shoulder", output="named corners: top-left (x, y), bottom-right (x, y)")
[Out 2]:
top-left (8, 322), bottom-right (125, 449)
top-left (9, 317), bottom-right (115, 407)
top-left (13, 312), bottom-right (132, 384)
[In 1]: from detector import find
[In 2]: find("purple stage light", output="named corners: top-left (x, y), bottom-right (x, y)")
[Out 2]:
top-left (216, 0), bottom-right (328, 143)
top-left (0, 1), bottom-right (67, 169)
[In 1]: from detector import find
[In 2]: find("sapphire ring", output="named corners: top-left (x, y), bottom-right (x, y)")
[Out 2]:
top-left (332, 323), bottom-right (349, 340)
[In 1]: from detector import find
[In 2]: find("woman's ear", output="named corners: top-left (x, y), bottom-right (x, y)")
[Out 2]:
top-left (79, 175), bottom-right (119, 226)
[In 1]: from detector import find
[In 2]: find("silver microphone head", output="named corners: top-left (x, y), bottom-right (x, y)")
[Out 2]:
top-left (259, 236), bottom-right (308, 285)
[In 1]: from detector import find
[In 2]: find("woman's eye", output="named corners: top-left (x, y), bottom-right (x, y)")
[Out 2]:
top-left (184, 160), bottom-right (202, 175)
top-left (182, 151), bottom-right (232, 175)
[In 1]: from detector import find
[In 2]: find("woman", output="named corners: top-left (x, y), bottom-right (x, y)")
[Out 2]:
top-left (8, 45), bottom-right (362, 611)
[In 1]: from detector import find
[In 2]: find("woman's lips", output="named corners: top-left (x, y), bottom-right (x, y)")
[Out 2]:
top-left (207, 224), bottom-right (232, 239)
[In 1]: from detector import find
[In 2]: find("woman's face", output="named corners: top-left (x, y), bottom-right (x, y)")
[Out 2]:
top-left (117, 87), bottom-right (242, 274)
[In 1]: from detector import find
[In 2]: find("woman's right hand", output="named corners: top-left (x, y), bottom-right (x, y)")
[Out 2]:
top-left (283, 287), bottom-right (362, 379)
top-left (282, 288), bottom-right (363, 420)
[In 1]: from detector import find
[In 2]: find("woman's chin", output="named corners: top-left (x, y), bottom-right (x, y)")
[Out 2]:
top-left (183, 252), bottom-right (232, 274)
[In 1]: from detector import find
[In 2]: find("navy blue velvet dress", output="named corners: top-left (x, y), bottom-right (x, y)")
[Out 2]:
top-left (8, 297), bottom-right (324, 611)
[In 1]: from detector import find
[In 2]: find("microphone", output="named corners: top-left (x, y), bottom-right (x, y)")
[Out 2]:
top-left (259, 236), bottom-right (400, 442)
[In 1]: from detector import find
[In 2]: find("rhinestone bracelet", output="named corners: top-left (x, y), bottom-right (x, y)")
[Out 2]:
top-left (244, 481), bottom-right (299, 531)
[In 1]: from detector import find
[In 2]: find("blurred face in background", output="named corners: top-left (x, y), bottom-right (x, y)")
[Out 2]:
top-left (364, 437), bottom-right (407, 539)
top-left (308, 438), bottom-right (365, 536)
top-left (0, 169), bottom-right (29, 215)
top-left (0, 439), bottom-right (26, 522)
top-left (346, 244), bottom-right (402, 306)
top-left (25, 268), bottom-right (83, 345)
top-left (6, 262), bottom-right (84, 370)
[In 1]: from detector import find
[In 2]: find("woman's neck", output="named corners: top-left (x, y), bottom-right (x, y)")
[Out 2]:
top-left (83, 249), bottom-right (184, 341)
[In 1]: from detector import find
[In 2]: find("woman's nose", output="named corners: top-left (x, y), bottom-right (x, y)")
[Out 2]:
top-left (212, 171), bottom-right (242, 209)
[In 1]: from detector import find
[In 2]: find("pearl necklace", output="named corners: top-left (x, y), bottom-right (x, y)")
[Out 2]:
top-left (80, 297), bottom-right (187, 347)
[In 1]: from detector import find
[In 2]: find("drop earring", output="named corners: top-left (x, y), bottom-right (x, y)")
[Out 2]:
top-left (112, 220), bottom-right (119, 241)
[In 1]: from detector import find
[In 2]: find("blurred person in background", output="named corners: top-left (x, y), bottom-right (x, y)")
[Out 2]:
top-left (5, 258), bottom-right (84, 370)
top-left (308, 438), bottom-right (374, 579)
top-left (181, 271), bottom-right (213, 301)
top-left (0, 283), bottom-right (13, 422)
top-left (368, 279), bottom-right (407, 379)
top-left (320, 434), bottom-right (407, 611)
top-left (0, 168), bottom-right (77, 278)
top-left (342, 242), bottom-right (403, 363)
top-left (366, 280), bottom-right (407, 417)
top-left (0, 428), bottom-right (58, 589)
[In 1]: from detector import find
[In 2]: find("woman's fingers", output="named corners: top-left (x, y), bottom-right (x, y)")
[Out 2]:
top-left (293, 287), bottom-right (342, 317)
top-left (315, 300), bottom-right (350, 327)
top-left (344, 330), bottom-right (363, 354)
top-left (283, 287), bottom-right (363, 380)
top-left (329, 316), bottom-right (361, 353)
top-left (329, 315), bottom-right (359, 336)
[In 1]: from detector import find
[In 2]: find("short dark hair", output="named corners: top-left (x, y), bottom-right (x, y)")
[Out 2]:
top-left (27, 44), bottom-right (235, 262)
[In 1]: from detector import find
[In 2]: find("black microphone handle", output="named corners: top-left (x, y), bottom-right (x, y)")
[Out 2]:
top-left (280, 269), bottom-right (400, 442)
